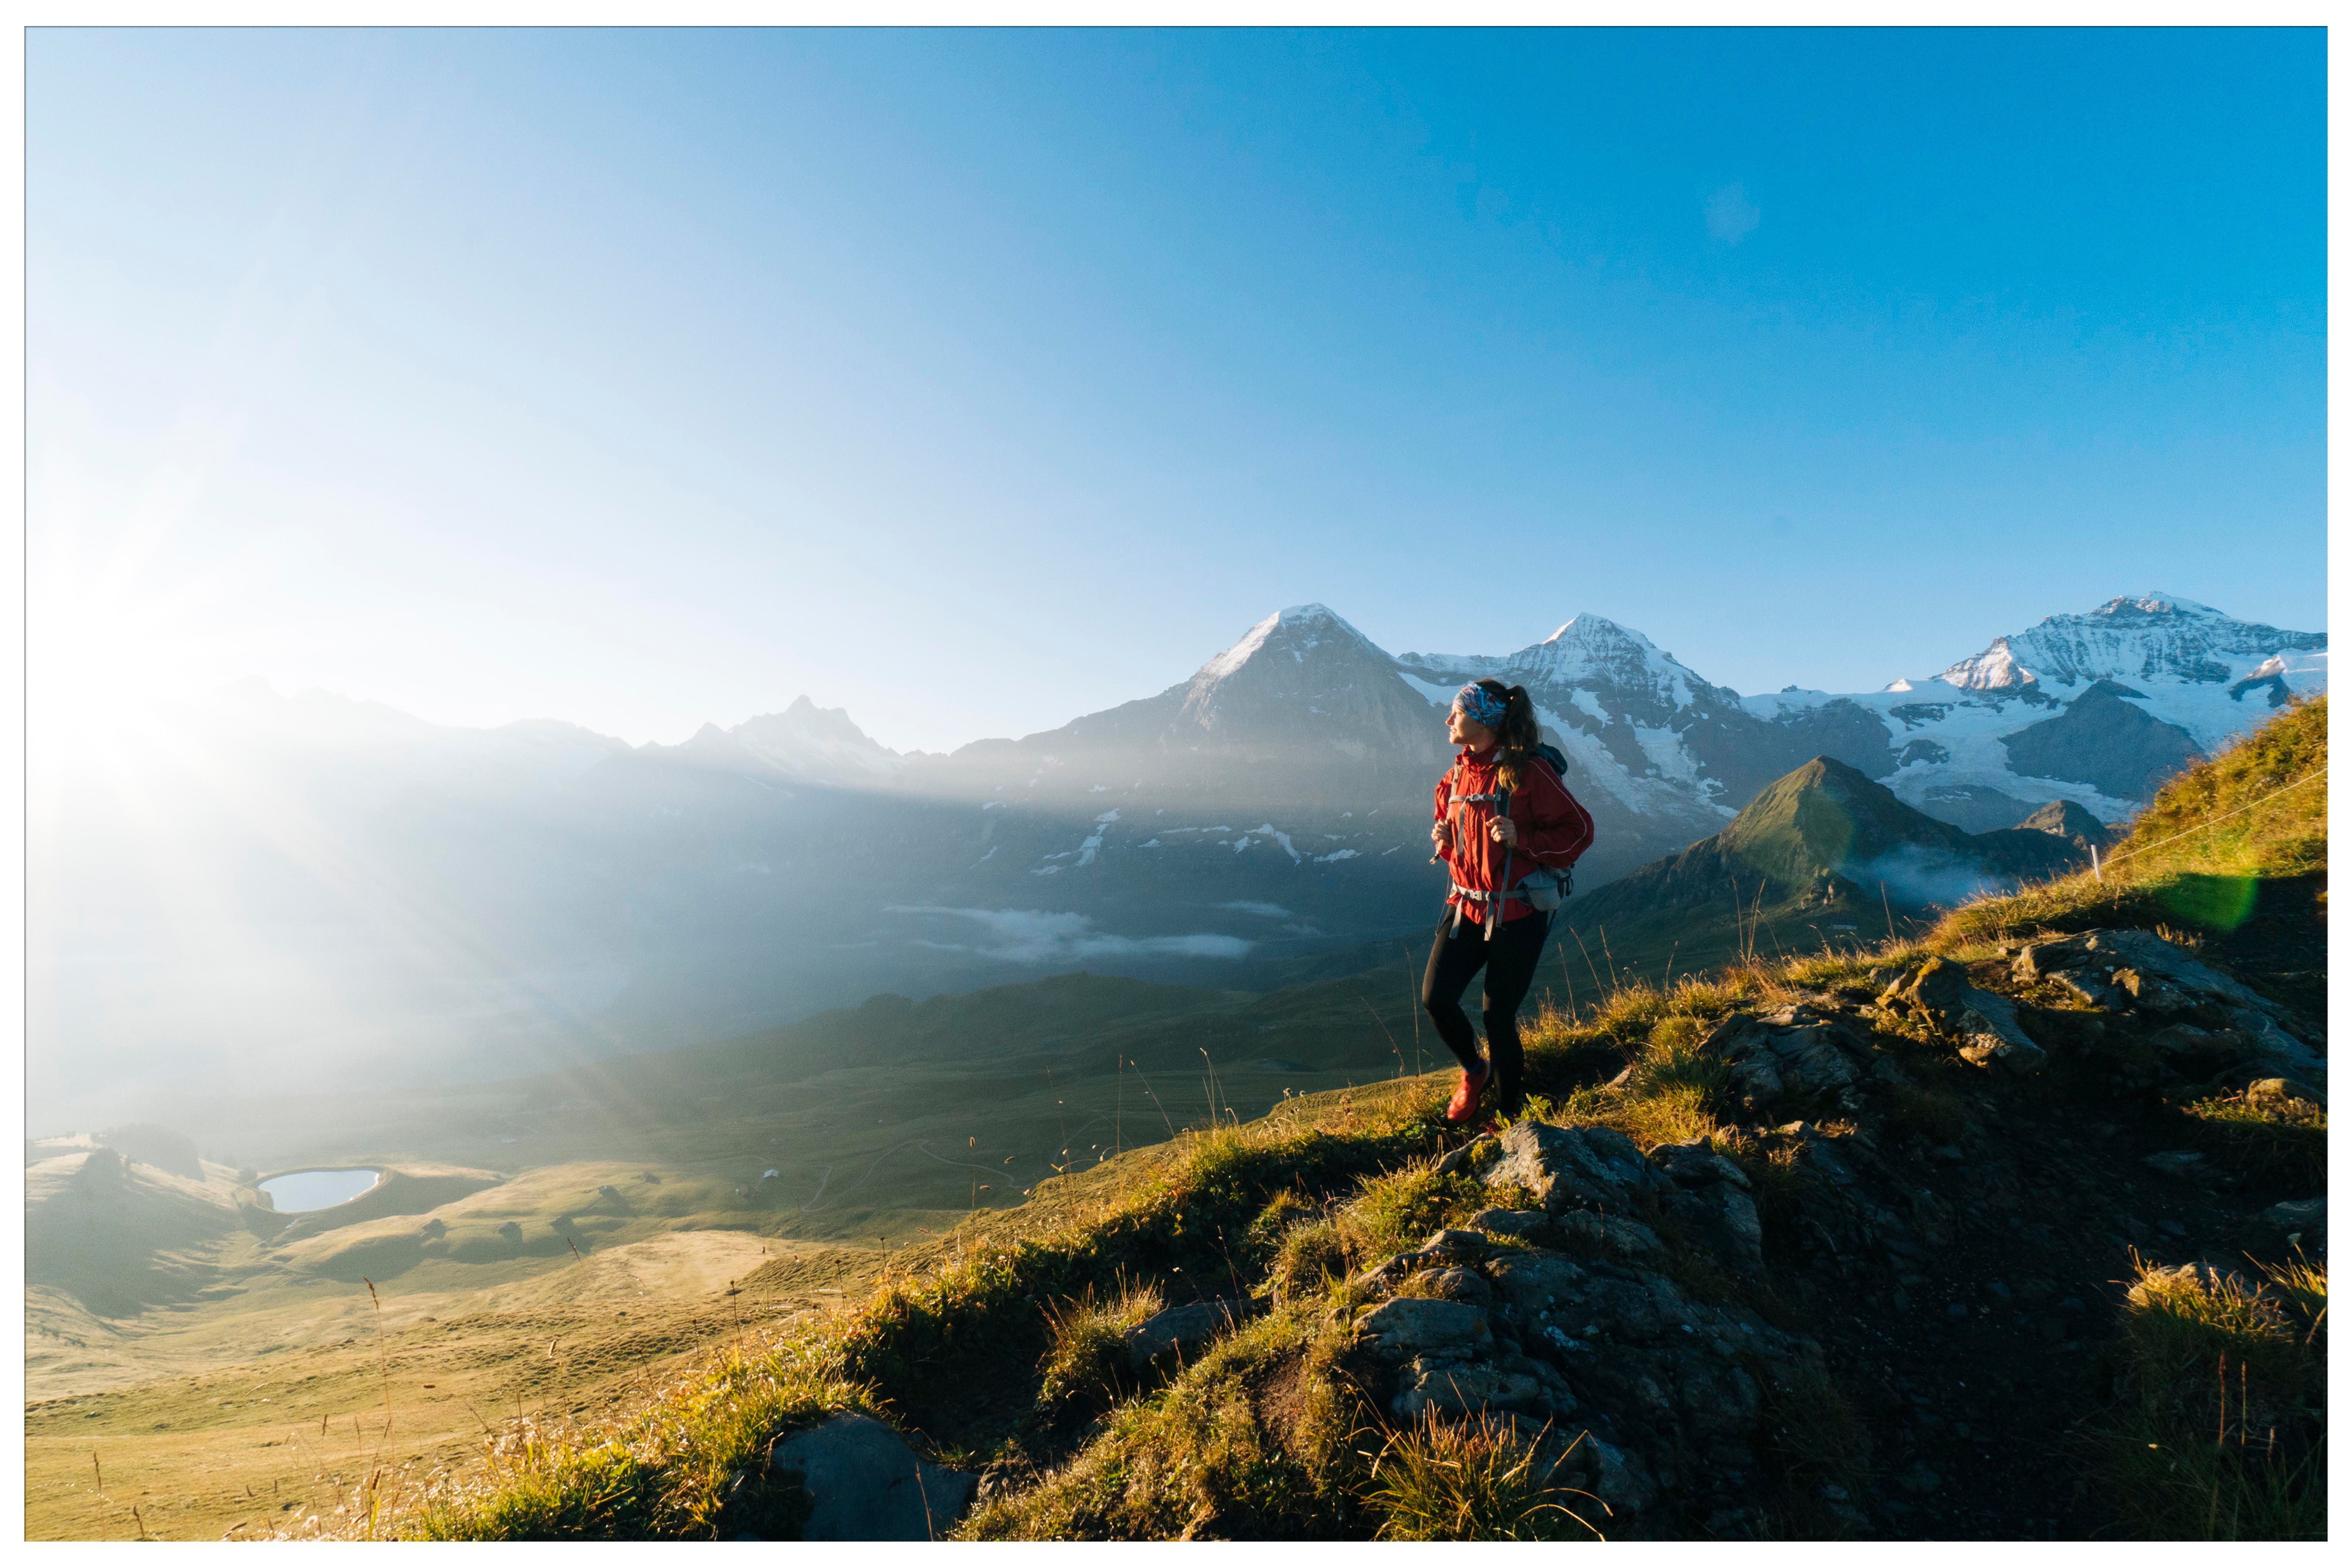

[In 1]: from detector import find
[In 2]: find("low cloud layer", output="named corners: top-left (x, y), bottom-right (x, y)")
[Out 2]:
top-left (1845, 846), bottom-right (2017, 911)
top-left (886, 906), bottom-right (1254, 965)
top-left (1215, 900), bottom-right (1293, 918)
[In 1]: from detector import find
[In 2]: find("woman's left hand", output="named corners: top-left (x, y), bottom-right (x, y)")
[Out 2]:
top-left (1488, 817), bottom-right (1518, 847)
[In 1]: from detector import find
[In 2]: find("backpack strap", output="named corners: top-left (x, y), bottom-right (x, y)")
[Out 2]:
top-left (1489, 784), bottom-right (1513, 938)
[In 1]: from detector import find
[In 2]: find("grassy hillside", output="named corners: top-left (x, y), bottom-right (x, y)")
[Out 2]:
top-left (33, 701), bottom-right (2325, 1541)
top-left (286, 696), bottom-right (2322, 1542)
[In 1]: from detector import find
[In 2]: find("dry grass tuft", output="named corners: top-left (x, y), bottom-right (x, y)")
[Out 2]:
top-left (1365, 1409), bottom-right (1603, 1540)
top-left (2182, 1091), bottom-right (2326, 1186)
top-left (958, 1306), bottom-right (1365, 1540)
top-left (1263, 1217), bottom-right (1349, 1303)
top-left (1337, 1164), bottom-right (1497, 1268)
top-left (1037, 1280), bottom-right (1164, 1409)
top-left (2102, 1251), bottom-right (2327, 1539)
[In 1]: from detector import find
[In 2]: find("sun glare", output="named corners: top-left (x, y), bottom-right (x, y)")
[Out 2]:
top-left (26, 576), bottom-right (227, 797)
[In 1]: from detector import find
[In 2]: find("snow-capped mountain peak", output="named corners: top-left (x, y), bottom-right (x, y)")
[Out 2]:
top-left (2107, 591), bottom-right (2222, 618)
top-left (728, 697), bottom-right (903, 783)
top-left (1193, 603), bottom-right (1382, 684)
top-left (1934, 592), bottom-right (2323, 694)
top-left (1524, 614), bottom-right (1709, 707)
top-left (1936, 636), bottom-right (2038, 692)
top-left (1398, 613), bottom-right (1726, 719)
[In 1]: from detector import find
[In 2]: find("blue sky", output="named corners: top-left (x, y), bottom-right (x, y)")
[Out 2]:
top-left (28, 27), bottom-right (2325, 752)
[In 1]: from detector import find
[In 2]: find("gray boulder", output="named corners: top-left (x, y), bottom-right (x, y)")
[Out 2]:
top-left (1887, 958), bottom-right (2048, 1076)
top-left (1705, 1008), bottom-right (1868, 1110)
top-left (1414, 1265), bottom-right (1494, 1304)
top-left (1650, 1139), bottom-right (1753, 1190)
top-left (1552, 1209), bottom-right (1667, 1262)
top-left (2022, 931), bottom-right (2322, 1079)
top-left (2085, 929), bottom-right (2290, 1017)
top-left (1488, 1253), bottom-right (1589, 1321)
top-left (1359, 1296), bottom-right (1494, 1360)
top-left (767, 1414), bottom-right (976, 1540)
top-left (1123, 1300), bottom-right (1241, 1371)
top-left (1482, 1121), bottom-right (1671, 1215)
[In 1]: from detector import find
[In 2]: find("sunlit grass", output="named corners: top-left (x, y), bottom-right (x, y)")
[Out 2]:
top-left (1366, 1409), bottom-right (1603, 1541)
top-left (958, 1305), bottom-right (1366, 1540)
top-left (1037, 1279), bottom-right (1164, 1409)
top-left (2102, 1251), bottom-right (2327, 1540)
top-left (2183, 1091), bottom-right (2326, 1186)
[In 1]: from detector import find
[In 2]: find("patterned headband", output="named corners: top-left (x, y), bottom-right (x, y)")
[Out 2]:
top-left (1455, 683), bottom-right (1508, 727)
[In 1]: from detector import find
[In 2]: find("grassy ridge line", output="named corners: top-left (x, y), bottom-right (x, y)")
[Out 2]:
top-left (1937, 695), bottom-right (2325, 944)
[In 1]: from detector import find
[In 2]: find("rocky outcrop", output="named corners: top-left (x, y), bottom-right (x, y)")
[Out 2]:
top-left (767, 1414), bottom-right (977, 1540)
top-left (1880, 959), bottom-right (2049, 1075)
top-left (1329, 910), bottom-right (2319, 1538)
top-left (1476, 1121), bottom-right (1672, 1215)
top-left (1705, 1004), bottom-right (1877, 1110)
top-left (2012, 930), bottom-right (2325, 1085)
top-left (1355, 1214), bottom-right (1820, 1525)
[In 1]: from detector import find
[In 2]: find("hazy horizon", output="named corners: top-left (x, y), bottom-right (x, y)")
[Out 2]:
top-left (152, 585), bottom-right (2323, 756)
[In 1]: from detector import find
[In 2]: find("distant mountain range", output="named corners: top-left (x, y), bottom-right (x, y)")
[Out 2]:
top-left (638, 590), bottom-right (2321, 842)
top-left (1559, 756), bottom-right (2109, 982)
top-left (29, 591), bottom-right (2323, 1127)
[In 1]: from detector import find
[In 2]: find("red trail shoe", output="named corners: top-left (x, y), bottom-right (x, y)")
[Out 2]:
top-left (1445, 1063), bottom-right (1491, 1124)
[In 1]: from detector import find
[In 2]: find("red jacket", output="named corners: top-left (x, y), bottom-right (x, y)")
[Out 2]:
top-left (1434, 745), bottom-right (1596, 927)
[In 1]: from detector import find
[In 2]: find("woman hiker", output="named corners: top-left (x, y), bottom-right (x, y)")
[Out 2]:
top-left (1425, 678), bottom-right (1596, 1126)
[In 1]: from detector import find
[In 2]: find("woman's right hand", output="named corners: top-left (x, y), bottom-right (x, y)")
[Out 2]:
top-left (1430, 819), bottom-right (1452, 853)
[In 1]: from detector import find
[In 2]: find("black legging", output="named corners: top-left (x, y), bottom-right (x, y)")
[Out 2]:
top-left (1421, 908), bottom-right (1553, 1114)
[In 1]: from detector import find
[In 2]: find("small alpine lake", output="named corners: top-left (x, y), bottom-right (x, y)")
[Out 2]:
top-left (258, 1168), bottom-right (382, 1212)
